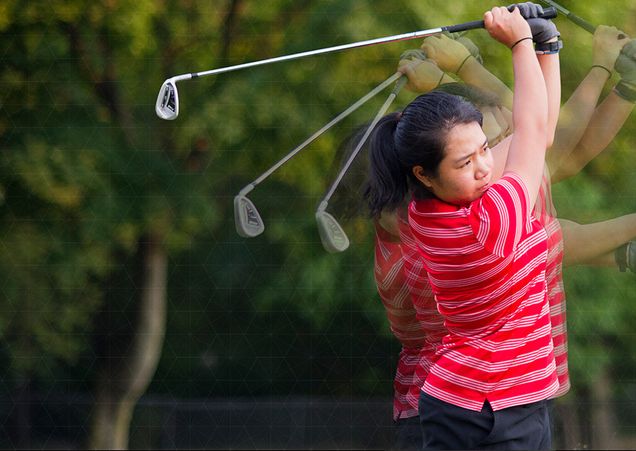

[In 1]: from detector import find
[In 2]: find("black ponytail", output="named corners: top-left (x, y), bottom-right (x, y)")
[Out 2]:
top-left (364, 112), bottom-right (406, 218)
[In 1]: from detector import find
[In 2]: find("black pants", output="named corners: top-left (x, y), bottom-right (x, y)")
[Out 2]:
top-left (419, 392), bottom-right (551, 450)
top-left (392, 416), bottom-right (423, 450)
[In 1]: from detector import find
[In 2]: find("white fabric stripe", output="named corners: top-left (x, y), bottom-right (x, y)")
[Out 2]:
top-left (426, 255), bottom-right (512, 289)
top-left (424, 378), bottom-right (559, 412)
top-left (553, 343), bottom-right (567, 356)
top-left (491, 185), bottom-right (514, 256)
top-left (394, 407), bottom-right (418, 420)
top-left (435, 275), bottom-right (544, 326)
top-left (489, 379), bottom-right (559, 411)
top-left (429, 358), bottom-right (556, 393)
top-left (376, 258), bottom-right (403, 291)
top-left (380, 287), bottom-right (411, 310)
top-left (441, 344), bottom-right (554, 373)
top-left (549, 303), bottom-right (566, 318)
top-left (469, 319), bottom-right (552, 351)
top-left (551, 323), bottom-right (566, 336)
top-left (421, 251), bottom-right (501, 273)
top-left (550, 380), bottom-right (571, 399)
top-left (556, 362), bottom-right (568, 374)
top-left (395, 372), bottom-right (416, 385)
top-left (410, 222), bottom-right (473, 238)
top-left (422, 385), bottom-right (484, 411)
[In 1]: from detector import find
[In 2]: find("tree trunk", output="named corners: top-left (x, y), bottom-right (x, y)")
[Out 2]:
top-left (88, 235), bottom-right (167, 450)
top-left (555, 398), bottom-right (583, 449)
top-left (590, 366), bottom-right (617, 449)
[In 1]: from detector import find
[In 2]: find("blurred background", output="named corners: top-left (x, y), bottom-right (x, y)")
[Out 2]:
top-left (0, 0), bottom-right (635, 449)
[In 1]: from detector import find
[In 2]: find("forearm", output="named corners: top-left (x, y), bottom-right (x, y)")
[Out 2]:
top-left (537, 51), bottom-right (561, 148)
top-left (547, 67), bottom-right (609, 179)
top-left (579, 251), bottom-right (616, 267)
top-left (457, 56), bottom-right (514, 110)
top-left (552, 90), bottom-right (635, 183)
top-left (560, 214), bottom-right (636, 266)
top-left (398, 57), bottom-right (455, 94)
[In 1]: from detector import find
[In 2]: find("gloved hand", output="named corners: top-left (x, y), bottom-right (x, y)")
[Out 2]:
top-left (421, 34), bottom-right (474, 74)
top-left (616, 241), bottom-right (636, 272)
top-left (615, 39), bottom-right (636, 84)
top-left (508, 2), bottom-right (559, 43)
top-left (593, 26), bottom-right (630, 72)
top-left (507, 2), bottom-right (543, 18)
top-left (452, 34), bottom-right (484, 65)
top-left (526, 18), bottom-right (560, 44)
top-left (615, 40), bottom-right (636, 102)
top-left (397, 50), bottom-right (447, 93)
top-left (400, 49), bottom-right (427, 61)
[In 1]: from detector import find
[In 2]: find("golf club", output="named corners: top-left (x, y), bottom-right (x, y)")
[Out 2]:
top-left (315, 75), bottom-right (408, 253)
top-left (156, 7), bottom-right (556, 120)
top-left (234, 72), bottom-right (403, 238)
top-left (539, 0), bottom-right (625, 37)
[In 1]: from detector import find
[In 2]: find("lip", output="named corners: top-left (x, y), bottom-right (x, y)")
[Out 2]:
top-left (479, 183), bottom-right (489, 192)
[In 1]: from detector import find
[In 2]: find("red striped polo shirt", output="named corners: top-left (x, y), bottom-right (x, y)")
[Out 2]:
top-left (533, 169), bottom-right (569, 397)
top-left (396, 214), bottom-right (447, 414)
top-left (374, 223), bottom-right (426, 420)
top-left (409, 173), bottom-right (558, 411)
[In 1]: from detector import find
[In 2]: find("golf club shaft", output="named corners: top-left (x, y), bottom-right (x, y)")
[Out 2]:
top-left (168, 8), bottom-right (557, 82)
top-left (317, 75), bottom-right (408, 212)
top-left (238, 72), bottom-right (403, 196)
top-left (539, 0), bottom-right (596, 34)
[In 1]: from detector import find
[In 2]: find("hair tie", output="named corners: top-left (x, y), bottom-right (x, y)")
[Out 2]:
top-left (455, 54), bottom-right (472, 74)
top-left (510, 36), bottom-right (532, 50)
top-left (591, 65), bottom-right (612, 77)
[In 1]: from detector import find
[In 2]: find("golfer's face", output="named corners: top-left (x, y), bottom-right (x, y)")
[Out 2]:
top-left (427, 121), bottom-right (493, 205)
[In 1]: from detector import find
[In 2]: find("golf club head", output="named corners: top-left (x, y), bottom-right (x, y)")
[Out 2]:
top-left (315, 210), bottom-right (350, 253)
top-left (234, 195), bottom-right (265, 238)
top-left (155, 79), bottom-right (179, 120)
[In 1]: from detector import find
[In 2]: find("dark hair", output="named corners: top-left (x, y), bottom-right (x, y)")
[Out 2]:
top-left (435, 82), bottom-right (502, 108)
top-left (328, 122), bottom-right (374, 220)
top-left (363, 91), bottom-right (482, 218)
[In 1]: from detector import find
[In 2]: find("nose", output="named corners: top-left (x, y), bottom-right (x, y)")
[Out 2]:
top-left (475, 154), bottom-right (490, 180)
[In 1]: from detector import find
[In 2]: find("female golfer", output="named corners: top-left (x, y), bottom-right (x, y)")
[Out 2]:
top-left (365, 6), bottom-right (560, 450)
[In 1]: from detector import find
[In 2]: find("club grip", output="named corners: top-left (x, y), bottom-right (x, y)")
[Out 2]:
top-left (443, 6), bottom-right (558, 33)
top-left (539, 6), bottom-right (558, 20)
top-left (443, 20), bottom-right (485, 34)
top-left (567, 13), bottom-right (596, 34)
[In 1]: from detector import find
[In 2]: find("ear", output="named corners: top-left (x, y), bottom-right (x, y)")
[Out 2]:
top-left (412, 165), bottom-right (433, 189)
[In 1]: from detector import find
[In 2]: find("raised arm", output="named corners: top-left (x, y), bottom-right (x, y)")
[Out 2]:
top-left (536, 47), bottom-right (560, 147)
top-left (560, 214), bottom-right (636, 267)
top-left (485, 6), bottom-right (548, 207)
top-left (547, 27), bottom-right (630, 180)
top-left (421, 34), bottom-right (514, 109)
top-left (551, 89), bottom-right (634, 183)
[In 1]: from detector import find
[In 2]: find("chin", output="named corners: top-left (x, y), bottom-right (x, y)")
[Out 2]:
top-left (454, 194), bottom-right (480, 206)
top-left (469, 192), bottom-right (485, 202)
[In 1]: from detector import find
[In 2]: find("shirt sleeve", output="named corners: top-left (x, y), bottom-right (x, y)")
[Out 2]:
top-left (468, 173), bottom-right (530, 258)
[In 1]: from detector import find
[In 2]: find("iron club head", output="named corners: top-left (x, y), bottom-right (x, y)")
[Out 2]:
top-left (155, 79), bottom-right (179, 120)
top-left (234, 194), bottom-right (265, 238)
top-left (315, 209), bottom-right (350, 253)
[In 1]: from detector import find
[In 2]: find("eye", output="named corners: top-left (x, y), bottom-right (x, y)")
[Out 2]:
top-left (461, 159), bottom-right (471, 168)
